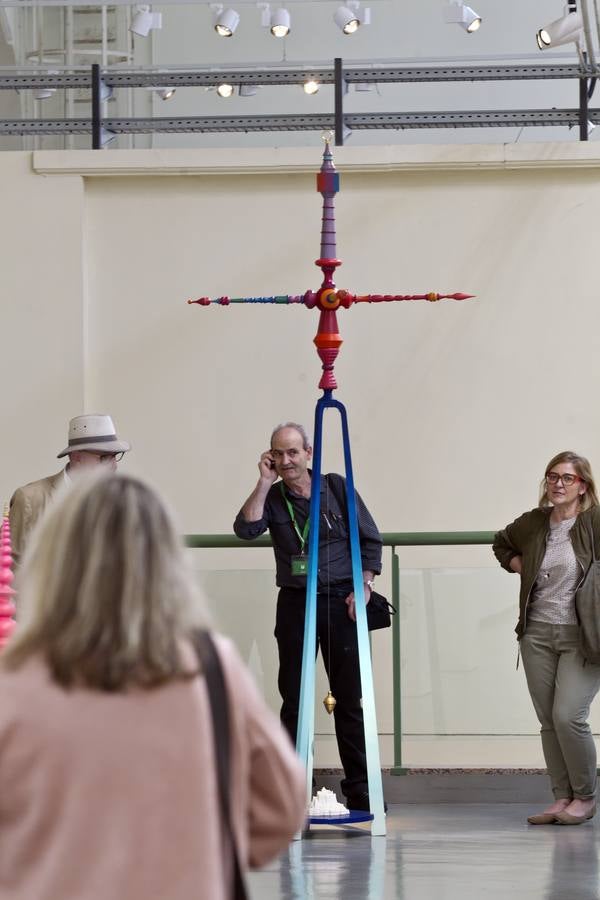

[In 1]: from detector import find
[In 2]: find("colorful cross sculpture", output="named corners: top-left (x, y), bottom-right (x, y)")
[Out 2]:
top-left (189, 139), bottom-right (472, 837)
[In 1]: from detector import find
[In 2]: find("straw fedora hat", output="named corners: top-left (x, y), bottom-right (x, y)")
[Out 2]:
top-left (57, 414), bottom-right (131, 459)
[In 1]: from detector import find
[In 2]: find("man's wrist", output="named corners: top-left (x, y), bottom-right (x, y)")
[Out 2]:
top-left (257, 475), bottom-right (275, 492)
top-left (364, 578), bottom-right (375, 590)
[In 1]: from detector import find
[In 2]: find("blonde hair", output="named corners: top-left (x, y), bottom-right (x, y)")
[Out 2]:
top-left (539, 450), bottom-right (599, 513)
top-left (3, 472), bottom-right (207, 691)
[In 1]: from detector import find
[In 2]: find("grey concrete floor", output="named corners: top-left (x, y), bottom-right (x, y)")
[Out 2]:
top-left (247, 804), bottom-right (600, 900)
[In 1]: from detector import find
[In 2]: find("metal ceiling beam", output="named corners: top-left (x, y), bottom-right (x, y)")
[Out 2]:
top-left (346, 109), bottom-right (598, 128)
top-left (344, 64), bottom-right (596, 82)
top-left (0, 0), bottom-right (377, 6)
top-left (1, 108), bottom-right (597, 134)
top-left (0, 63), bottom-right (596, 90)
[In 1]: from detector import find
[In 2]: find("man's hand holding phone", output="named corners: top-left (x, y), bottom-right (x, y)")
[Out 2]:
top-left (258, 451), bottom-right (278, 484)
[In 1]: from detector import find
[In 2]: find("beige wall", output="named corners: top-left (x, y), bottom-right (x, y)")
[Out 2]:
top-left (0, 153), bottom-right (84, 490)
top-left (3, 143), bottom-right (600, 765)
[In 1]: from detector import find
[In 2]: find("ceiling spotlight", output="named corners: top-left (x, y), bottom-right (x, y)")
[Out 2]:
top-left (35, 69), bottom-right (58, 100)
top-left (155, 87), bottom-right (176, 100)
top-left (130, 5), bottom-right (162, 37)
top-left (213, 6), bottom-right (240, 36)
top-left (216, 82), bottom-right (235, 98)
top-left (270, 7), bottom-right (290, 36)
top-left (303, 78), bottom-right (320, 95)
top-left (354, 81), bottom-right (374, 92)
top-left (334, 3), bottom-right (360, 33)
top-left (569, 118), bottom-right (596, 136)
top-left (239, 84), bottom-right (258, 96)
top-left (100, 128), bottom-right (116, 147)
top-left (443, 1), bottom-right (481, 33)
top-left (334, 1), bottom-right (369, 33)
top-left (536, 10), bottom-right (582, 49)
top-left (99, 79), bottom-right (113, 102)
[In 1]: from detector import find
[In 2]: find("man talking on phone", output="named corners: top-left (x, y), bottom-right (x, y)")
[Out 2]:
top-left (234, 422), bottom-right (382, 812)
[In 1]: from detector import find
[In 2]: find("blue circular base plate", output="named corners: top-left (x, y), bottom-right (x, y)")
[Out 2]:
top-left (309, 810), bottom-right (374, 825)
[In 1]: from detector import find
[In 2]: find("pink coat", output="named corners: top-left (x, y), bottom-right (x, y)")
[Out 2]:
top-left (0, 635), bottom-right (306, 900)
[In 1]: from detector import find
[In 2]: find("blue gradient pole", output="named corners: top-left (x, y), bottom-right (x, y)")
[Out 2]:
top-left (295, 389), bottom-right (386, 836)
top-left (295, 394), bottom-right (325, 802)
top-left (335, 395), bottom-right (386, 835)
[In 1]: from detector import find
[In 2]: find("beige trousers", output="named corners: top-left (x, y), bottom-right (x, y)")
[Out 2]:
top-left (521, 621), bottom-right (600, 800)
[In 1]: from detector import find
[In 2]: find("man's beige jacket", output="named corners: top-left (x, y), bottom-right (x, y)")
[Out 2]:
top-left (9, 471), bottom-right (64, 563)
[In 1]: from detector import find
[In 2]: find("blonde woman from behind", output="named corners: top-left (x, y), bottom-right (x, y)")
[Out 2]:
top-left (0, 472), bottom-right (306, 900)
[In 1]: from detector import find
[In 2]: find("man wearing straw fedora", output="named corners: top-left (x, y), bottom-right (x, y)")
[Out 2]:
top-left (9, 414), bottom-right (130, 562)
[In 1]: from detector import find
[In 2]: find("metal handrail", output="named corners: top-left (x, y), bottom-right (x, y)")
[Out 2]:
top-left (184, 530), bottom-right (496, 773)
top-left (184, 531), bottom-right (495, 547)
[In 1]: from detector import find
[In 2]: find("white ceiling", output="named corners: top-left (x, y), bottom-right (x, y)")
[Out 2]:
top-left (1, 0), bottom-right (598, 149)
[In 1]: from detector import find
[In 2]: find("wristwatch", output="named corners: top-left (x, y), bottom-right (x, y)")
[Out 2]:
top-left (364, 579), bottom-right (375, 590)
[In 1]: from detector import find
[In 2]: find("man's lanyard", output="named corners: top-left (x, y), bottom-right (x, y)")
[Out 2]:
top-left (279, 482), bottom-right (310, 554)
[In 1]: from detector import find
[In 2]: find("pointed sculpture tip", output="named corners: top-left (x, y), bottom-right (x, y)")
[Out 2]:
top-left (320, 130), bottom-right (334, 163)
top-left (317, 132), bottom-right (338, 192)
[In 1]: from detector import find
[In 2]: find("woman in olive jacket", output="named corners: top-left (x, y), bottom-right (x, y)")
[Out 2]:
top-left (493, 450), bottom-right (600, 826)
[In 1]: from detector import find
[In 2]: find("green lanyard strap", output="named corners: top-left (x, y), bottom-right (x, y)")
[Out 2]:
top-left (279, 482), bottom-right (310, 554)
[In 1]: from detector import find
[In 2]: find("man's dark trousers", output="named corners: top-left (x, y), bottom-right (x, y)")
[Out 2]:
top-left (274, 584), bottom-right (367, 800)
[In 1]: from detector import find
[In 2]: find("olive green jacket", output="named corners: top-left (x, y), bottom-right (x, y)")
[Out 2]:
top-left (493, 505), bottom-right (600, 639)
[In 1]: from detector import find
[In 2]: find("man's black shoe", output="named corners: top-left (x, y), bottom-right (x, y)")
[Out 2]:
top-left (346, 791), bottom-right (388, 813)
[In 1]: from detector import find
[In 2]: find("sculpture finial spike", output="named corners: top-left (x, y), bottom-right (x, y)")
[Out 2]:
top-left (316, 136), bottom-right (340, 263)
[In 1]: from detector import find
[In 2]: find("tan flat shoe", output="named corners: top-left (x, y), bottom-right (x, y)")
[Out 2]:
top-left (527, 812), bottom-right (558, 825)
top-left (555, 804), bottom-right (596, 826)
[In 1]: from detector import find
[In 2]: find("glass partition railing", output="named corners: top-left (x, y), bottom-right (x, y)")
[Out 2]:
top-left (185, 532), bottom-right (575, 772)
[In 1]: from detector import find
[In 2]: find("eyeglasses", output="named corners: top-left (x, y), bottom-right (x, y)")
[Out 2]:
top-left (546, 472), bottom-right (582, 486)
top-left (82, 450), bottom-right (125, 463)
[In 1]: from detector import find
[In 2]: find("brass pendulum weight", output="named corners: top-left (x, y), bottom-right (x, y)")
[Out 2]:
top-left (323, 690), bottom-right (337, 714)
top-left (323, 567), bottom-right (337, 714)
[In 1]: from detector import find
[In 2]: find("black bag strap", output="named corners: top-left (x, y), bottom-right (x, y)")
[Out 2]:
top-left (192, 631), bottom-right (248, 900)
top-left (325, 472), bottom-right (347, 522)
